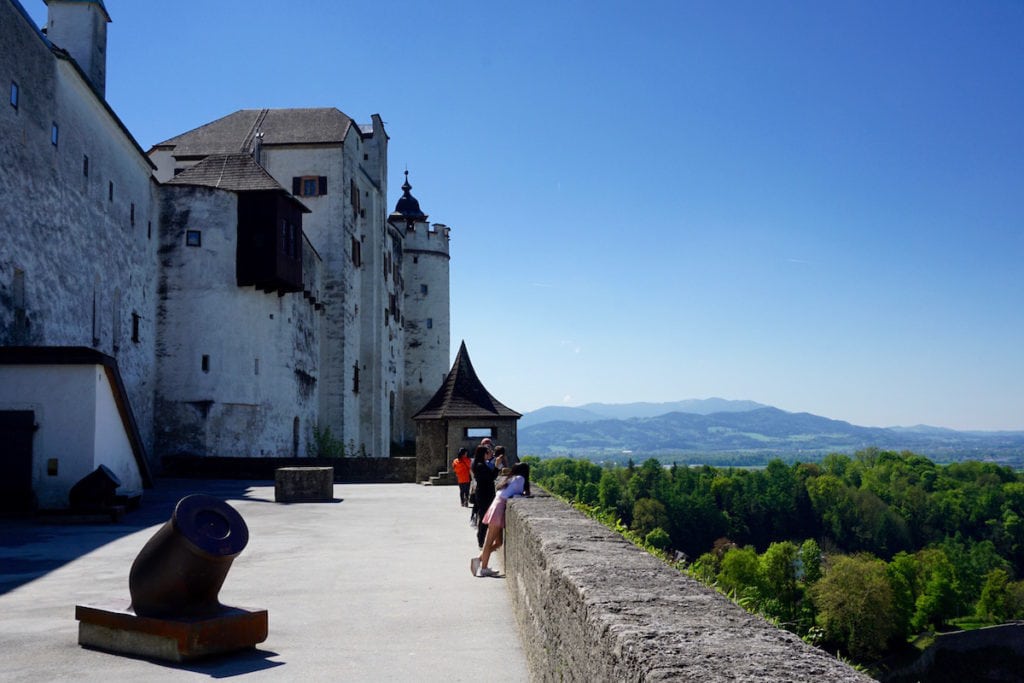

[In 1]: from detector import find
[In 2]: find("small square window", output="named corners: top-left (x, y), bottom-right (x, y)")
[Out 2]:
top-left (201, 354), bottom-right (210, 373)
top-left (426, 318), bottom-right (433, 329)
top-left (186, 230), bottom-right (202, 247)
top-left (108, 181), bottom-right (114, 201)
top-left (83, 155), bottom-right (89, 176)
top-left (293, 175), bottom-right (327, 197)
top-left (420, 284), bottom-right (428, 295)
top-left (51, 122), bottom-right (58, 146)
top-left (131, 312), bottom-right (140, 343)
top-left (9, 81), bottom-right (18, 109)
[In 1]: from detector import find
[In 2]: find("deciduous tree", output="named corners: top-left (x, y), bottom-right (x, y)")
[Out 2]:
top-left (811, 554), bottom-right (897, 660)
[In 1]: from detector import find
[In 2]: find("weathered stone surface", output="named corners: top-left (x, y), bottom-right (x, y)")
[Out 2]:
top-left (275, 466), bottom-right (334, 502)
top-left (505, 492), bottom-right (872, 682)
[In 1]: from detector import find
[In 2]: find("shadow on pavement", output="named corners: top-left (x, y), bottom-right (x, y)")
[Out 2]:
top-left (0, 478), bottom-right (274, 596)
top-left (80, 645), bottom-right (286, 678)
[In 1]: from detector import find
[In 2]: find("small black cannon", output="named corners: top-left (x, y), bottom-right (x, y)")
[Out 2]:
top-left (128, 494), bottom-right (249, 618)
top-left (76, 493), bottom-right (267, 661)
top-left (68, 464), bottom-right (121, 510)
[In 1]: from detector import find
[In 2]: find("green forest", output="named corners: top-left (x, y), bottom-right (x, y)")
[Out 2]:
top-left (526, 449), bottom-right (1024, 668)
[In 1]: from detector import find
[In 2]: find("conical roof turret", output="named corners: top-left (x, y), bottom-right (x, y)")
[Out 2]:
top-left (413, 342), bottom-right (520, 420)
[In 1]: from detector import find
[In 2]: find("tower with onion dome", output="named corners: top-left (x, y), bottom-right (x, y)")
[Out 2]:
top-left (389, 172), bottom-right (451, 445)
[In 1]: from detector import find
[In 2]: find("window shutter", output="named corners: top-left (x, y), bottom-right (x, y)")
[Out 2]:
top-left (292, 177), bottom-right (301, 195)
top-left (319, 176), bottom-right (328, 195)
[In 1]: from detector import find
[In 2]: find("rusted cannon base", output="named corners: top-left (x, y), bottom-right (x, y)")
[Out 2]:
top-left (75, 603), bottom-right (268, 662)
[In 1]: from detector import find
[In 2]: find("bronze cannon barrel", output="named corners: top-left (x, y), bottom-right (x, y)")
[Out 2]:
top-left (129, 494), bottom-right (249, 618)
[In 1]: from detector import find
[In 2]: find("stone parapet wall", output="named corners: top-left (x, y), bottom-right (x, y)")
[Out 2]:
top-left (504, 491), bottom-right (871, 682)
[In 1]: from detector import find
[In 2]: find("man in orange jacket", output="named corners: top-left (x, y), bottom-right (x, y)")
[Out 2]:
top-left (452, 448), bottom-right (472, 507)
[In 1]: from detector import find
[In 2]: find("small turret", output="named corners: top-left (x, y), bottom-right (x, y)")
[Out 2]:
top-left (45, 0), bottom-right (111, 97)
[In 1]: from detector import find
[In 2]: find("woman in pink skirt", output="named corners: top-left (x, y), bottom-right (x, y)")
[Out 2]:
top-left (472, 463), bottom-right (530, 577)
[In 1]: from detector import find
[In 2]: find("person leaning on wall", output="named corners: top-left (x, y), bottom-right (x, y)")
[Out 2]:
top-left (472, 463), bottom-right (531, 578)
top-left (470, 445), bottom-right (497, 549)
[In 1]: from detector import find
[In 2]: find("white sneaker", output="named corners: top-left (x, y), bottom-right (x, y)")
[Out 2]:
top-left (470, 558), bottom-right (480, 576)
top-left (478, 566), bottom-right (499, 577)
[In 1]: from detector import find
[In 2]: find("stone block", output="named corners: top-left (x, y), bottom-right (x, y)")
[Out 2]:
top-left (76, 604), bottom-right (268, 662)
top-left (274, 467), bottom-right (334, 502)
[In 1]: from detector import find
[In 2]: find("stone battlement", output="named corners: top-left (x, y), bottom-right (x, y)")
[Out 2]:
top-left (504, 492), bottom-right (871, 682)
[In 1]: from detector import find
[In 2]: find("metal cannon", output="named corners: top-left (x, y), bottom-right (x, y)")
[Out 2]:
top-left (128, 493), bottom-right (249, 618)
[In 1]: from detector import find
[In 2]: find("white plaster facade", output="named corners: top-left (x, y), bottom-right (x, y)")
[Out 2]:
top-left (0, 0), bottom-right (452, 509)
top-left (0, 0), bottom-right (159, 456)
top-left (0, 363), bottom-right (143, 509)
top-left (154, 183), bottom-right (322, 458)
top-left (147, 107), bottom-right (453, 460)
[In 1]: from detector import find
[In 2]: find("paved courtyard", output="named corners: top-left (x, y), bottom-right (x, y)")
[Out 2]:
top-left (0, 479), bottom-right (528, 682)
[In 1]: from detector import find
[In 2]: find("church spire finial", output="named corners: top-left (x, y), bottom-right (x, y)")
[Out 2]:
top-left (402, 169), bottom-right (412, 193)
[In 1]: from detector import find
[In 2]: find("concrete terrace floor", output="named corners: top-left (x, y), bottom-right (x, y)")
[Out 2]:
top-left (0, 479), bottom-right (529, 682)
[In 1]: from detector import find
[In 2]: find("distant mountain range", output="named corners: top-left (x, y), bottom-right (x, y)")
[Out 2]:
top-left (517, 400), bottom-right (1024, 466)
top-left (518, 398), bottom-right (769, 428)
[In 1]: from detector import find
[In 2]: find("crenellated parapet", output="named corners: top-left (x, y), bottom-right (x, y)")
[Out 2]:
top-left (403, 221), bottom-right (451, 257)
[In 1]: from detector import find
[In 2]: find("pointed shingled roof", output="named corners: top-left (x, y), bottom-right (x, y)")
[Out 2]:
top-left (413, 341), bottom-right (521, 420)
top-left (165, 154), bottom-right (311, 212)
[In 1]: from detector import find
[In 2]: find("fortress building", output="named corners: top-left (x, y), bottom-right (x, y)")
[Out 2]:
top-left (0, 0), bottom-right (451, 511)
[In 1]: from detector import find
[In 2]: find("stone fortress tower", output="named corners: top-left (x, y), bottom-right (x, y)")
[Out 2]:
top-left (43, 0), bottom-right (109, 97)
top-left (390, 172), bottom-right (451, 442)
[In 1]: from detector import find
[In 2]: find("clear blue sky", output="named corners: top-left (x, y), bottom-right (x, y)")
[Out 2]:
top-left (23, 1), bottom-right (1024, 430)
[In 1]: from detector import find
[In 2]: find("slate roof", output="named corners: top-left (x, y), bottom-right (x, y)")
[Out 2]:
top-left (165, 154), bottom-right (311, 211)
top-left (153, 108), bottom-right (356, 156)
top-left (414, 341), bottom-right (521, 420)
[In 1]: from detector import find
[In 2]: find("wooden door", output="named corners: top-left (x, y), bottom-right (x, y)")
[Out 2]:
top-left (0, 411), bottom-right (35, 514)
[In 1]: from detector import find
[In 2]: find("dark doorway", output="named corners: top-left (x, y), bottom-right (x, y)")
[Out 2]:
top-left (0, 411), bottom-right (36, 514)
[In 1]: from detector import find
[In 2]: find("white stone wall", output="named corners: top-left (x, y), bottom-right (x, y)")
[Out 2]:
top-left (401, 221), bottom-right (451, 436)
top-left (154, 185), bottom-right (321, 457)
top-left (0, 364), bottom-right (142, 508)
top-left (3, 0), bottom-right (444, 464)
top-left (45, 0), bottom-right (108, 97)
top-left (0, 2), bottom-right (159, 464)
top-left (260, 145), bottom-right (354, 449)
